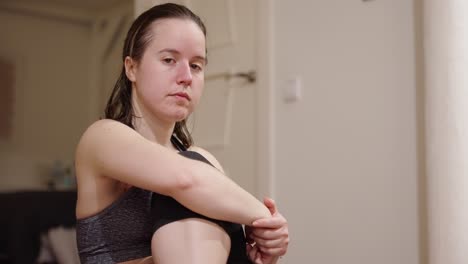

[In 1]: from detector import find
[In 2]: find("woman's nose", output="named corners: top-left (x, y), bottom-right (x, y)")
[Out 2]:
top-left (176, 62), bottom-right (192, 87)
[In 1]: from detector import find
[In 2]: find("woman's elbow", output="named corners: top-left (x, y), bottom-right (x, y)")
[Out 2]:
top-left (170, 171), bottom-right (197, 194)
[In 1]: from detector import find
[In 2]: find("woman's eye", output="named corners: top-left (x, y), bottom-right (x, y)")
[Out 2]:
top-left (190, 64), bottom-right (203, 71)
top-left (163, 58), bottom-right (175, 64)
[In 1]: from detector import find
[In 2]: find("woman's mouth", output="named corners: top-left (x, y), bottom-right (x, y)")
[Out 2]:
top-left (172, 92), bottom-right (191, 101)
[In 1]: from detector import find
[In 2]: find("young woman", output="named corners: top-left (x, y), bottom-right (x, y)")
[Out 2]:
top-left (75, 3), bottom-right (289, 264)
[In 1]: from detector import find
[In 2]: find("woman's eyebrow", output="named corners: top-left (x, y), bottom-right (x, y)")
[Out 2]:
top-left (158, 48), bottom-right (206, 63)
top-left (158, 48), bottom-right (180, 55)
top-left (193, 56), bottom-right (207, 65)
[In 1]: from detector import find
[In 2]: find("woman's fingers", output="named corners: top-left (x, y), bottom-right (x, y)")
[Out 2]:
top-left (247, 243), bottom-right (263, 264)
top-left (252, 213), bottom-right (287, 228)
top-left (250, 225), bottom-right (289, 240)
top-left (258, 246), bottom-right (288, 257)
top-left (263, 197), bottom-right (277, 215)
top-left (249, 226), bottom-right (289, 257)
top-left (252, 199), bottom-right (286, 228)
top-left (255, 251), bottom-right (263, 264)
top-left (246, 243), bottom-right (254, 258)
top-left (249, 236), bottom-right (284, 248)
top-left (249, 197), bottom-right (289, 259)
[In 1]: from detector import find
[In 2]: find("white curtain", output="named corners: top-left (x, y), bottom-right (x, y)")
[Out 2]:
top-left (424, 0), bottom-right (468, 263)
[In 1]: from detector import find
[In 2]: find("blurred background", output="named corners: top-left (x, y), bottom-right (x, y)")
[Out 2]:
top-left (0, 0), bottom-right (466, 263)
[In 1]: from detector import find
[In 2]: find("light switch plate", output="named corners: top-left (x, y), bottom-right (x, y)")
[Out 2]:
top-left (283, 76), bottom-right (302, 103)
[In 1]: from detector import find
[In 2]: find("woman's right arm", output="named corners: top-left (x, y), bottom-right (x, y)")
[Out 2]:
top-left (76, 119), bottom-right (271, 225)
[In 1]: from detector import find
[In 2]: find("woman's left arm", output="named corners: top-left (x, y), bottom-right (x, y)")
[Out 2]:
top-left (246, 198), bottom-right (289, 264)
top-left (190, 147), bottom-right (289, 263)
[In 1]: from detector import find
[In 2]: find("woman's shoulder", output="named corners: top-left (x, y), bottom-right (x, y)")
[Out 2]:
top-left (76, 119), bottom-right (135, 158)
top-left (188, 146), bottom-right (226, 174)
top-left (79, 119), bottom-right (133, 142)
top-left (85, 119), bottom-right (130, 134)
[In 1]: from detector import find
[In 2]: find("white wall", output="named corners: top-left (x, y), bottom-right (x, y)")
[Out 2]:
top-left (0, 9), bottom-right (91, 190)
top-left (272, 1), bottom-right (419, 263)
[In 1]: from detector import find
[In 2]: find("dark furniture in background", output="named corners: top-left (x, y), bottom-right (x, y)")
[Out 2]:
top-left (0, 190), bottom-right (77, 264)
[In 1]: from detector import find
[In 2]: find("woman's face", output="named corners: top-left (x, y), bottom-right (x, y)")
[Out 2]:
top-left (127, 18), bottom-right (206, 123)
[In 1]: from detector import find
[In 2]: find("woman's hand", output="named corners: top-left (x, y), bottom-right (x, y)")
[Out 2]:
top-left (246, 243), bottom-right (279, 264)
top-left (246, 197), bottom-right (289, 263)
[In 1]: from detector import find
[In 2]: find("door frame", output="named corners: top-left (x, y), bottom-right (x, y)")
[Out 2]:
top-left (255, 0), bottom-right (275, 199)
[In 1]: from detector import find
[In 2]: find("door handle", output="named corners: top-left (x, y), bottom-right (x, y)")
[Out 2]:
top-left (205, 70), bottom-right (256, 83)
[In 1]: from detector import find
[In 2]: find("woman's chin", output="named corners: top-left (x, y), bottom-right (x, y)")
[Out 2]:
top-left (158, 107), bottom-right (191, 123)
top-left (171, 111), bottom-right (190, 122)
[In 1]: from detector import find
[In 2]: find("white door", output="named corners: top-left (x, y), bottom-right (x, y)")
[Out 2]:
top-left (135, 0), bottom-right (260, 194)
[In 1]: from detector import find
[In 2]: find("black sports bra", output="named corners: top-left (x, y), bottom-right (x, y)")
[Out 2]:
top-left (76, 136), bottom-right (251, 263)
top-left (152, 150), bottom-right (252, 264)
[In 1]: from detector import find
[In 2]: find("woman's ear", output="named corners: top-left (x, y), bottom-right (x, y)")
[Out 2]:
top-left (124, 56), bottom-right (137, 82)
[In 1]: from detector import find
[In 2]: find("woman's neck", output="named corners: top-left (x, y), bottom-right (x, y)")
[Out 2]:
top-left (131, 102), bottom-right (176, 149)
top-left (133, 117), bottom-right (175, 148)
top-left (131, 88), bottom-right (177, 150)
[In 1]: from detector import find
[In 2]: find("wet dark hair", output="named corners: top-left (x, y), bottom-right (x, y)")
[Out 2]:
top-left (104, 3), bottom-right (206, 149)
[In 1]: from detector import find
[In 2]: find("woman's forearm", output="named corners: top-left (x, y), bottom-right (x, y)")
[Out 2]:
top-left (168, 157), bottom-right (271, 225)
top-left (83, 120), bottom-right (270, 225)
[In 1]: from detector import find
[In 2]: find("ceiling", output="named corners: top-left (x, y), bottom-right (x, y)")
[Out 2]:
top-left (1, 0), bottom-right (125, 11)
